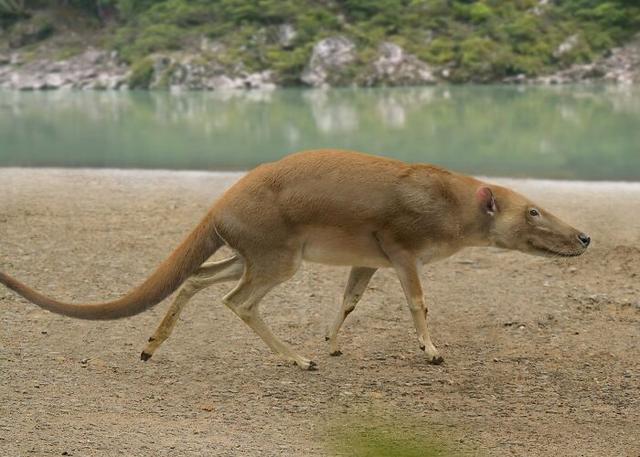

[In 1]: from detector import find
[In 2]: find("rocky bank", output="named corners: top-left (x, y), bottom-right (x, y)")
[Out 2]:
top-left (508, 34), bottom-right (640, 86)
top-left (1, 33), bottom-right (638, 91)
top-left (0, 36), bottom-right (438, 91)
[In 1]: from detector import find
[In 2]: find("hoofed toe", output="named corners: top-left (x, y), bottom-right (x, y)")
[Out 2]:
top-left (429, 355), bottom-right (444, 365)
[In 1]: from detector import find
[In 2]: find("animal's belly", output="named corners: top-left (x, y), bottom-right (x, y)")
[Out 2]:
top-left (301, 227), bottom-right (391, 268)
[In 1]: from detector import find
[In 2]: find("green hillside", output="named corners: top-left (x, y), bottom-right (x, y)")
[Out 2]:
top-left (2, 0), bottom-right (639, 84)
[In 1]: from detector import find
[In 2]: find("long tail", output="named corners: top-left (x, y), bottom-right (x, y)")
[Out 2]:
top-left (0, 213), bottom-right (223, 320)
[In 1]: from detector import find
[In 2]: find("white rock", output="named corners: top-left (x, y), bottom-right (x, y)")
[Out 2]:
top-left (44, 73), bottom-right (65, 89)
top-left (370, 42), bottom-right (436, 85)
top-left (210, 75), bottom-right (241, 90)
top-left (200, 37), bottom-right (224, 54)
top-left (245, 70), bottom-right (276, 90)
top-left (301, 36), bottom-right (356, 87)
top-left (554, 34), bottom-right (580, 58)
top-left (277, 24), bottom-right (297, 48)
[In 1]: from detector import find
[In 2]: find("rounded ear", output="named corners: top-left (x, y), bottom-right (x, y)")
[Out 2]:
top-left (476, 187), bottom-right (497, 216)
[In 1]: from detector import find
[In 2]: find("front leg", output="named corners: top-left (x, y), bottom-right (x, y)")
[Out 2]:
top-left (325, 266), bottom-right (377, 356)
top-left (376, 234), bottom-right (443, 364)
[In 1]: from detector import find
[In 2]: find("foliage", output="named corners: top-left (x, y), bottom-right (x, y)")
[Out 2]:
top-left (3, 0), bottom-right (640, 84)
top-left (0, 0), bottom-right (29, 26)
top-left (127, 57), bottom-right (154, 89)
top-left (113, 23), bottom-right (183, 62)
top-left (7, 12), bottom-right (54, 48)
top-left (0, 0), bottom-right (27, 15)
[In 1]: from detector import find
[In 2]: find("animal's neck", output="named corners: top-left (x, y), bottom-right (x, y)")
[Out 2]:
top-left (446, 174), bottom-right (494, 248)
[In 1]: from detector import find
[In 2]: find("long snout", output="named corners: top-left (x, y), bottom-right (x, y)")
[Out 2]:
top-left (527, 210), bottom-right (591, 257)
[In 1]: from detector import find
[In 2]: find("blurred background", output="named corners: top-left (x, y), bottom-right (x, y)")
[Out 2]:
top-left (1, 0), bottom-right (639, 180)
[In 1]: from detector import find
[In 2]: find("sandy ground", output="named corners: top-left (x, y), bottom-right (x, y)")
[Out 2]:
top-left (0, 168), bottom-right (639, 456)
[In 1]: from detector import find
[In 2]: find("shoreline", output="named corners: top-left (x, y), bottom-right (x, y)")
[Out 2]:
top-left (4, 166), bottom-right (640, 188)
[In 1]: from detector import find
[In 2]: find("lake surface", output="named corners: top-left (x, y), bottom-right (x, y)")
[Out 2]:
top-left (1, 86), bottom-right (638, 180)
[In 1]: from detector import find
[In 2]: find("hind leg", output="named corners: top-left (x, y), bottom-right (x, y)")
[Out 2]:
top-left (223, 254), bottom-right (315, 370)
top-left (326, 266), bottom-right (376, 356)
top-left (141, 256), bottom-right (244, 360)
top-left (196, 255), bottom-right (245, 277)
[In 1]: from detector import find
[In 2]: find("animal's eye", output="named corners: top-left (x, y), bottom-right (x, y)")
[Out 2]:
top-left (529, 208), bottom-right (540, 217)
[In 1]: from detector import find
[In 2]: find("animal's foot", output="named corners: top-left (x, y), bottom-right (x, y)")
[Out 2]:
top-left (326, 336), bottom-right (341, 356)
top-left (428, 355), bottom-right (444, 365)
top-left (420, 342), bottom-right (443, 365)
top-left (294, 359), bottom-right (318, 371)
top-left (140, 351), bottom-right (152, 361)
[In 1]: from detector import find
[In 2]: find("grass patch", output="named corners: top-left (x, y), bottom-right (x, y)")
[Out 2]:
top-left (326, 413), bottom-right (464, 457)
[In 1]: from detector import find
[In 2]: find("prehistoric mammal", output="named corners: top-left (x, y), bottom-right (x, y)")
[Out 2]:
top-left (0, 150), bottom-right (590, 370)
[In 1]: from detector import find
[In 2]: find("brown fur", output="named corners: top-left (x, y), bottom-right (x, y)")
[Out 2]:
top-left (0, 150), bottom-right (589, 369)
top-left (0, 215), bottom-right (223, 319)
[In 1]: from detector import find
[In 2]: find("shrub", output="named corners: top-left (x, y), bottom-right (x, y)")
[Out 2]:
top-left (0, 0), bottom-right (29, 20)
top-left (468, 3), bottom-right (493, 23)
top-left (116, 23), bottom-right (183, 62)
top-left (422, 37), bottom-right (456, 65)
top-left (128, 57), bottom-right (154, 89)
top-left (456, 37), bottom-right (512, 81)
top-left (265, 44), bottom-right (312, 84)
top-left (8, 13), bottom-right (54, 48)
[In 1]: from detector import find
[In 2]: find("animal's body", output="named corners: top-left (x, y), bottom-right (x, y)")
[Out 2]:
top-left (0, 150), bottom-right (590, 369)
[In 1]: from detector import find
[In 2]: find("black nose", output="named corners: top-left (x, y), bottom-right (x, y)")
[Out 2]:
top-left (578, 233), bottom-right (591, 247)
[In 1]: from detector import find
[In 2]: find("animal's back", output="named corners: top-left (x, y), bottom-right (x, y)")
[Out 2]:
top-left (217, 149), bottom-right (449, 226)
top-left (212, 149), bottom-right (458, 266)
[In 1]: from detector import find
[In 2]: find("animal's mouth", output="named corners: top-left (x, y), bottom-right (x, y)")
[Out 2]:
top-left (528, 241), bottom-right (584, 257)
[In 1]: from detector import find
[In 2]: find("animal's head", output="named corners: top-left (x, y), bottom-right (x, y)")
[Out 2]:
top-left (476, 185), bottom-right (590, 257)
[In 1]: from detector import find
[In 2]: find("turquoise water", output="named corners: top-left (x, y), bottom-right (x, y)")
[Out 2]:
top-left (1, 86), bottom-right (638, 180)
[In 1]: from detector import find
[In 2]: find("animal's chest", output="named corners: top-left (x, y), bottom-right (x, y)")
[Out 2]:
top-left (300, 225), bottom-right (463, 268)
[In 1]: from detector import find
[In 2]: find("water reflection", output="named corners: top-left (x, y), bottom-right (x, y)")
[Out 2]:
top-left (0, 86), bottom-right (638, 180)
top-left (376, 97), bottom-right (406, 129)
top-left (304, 90), bottom-right (359, 133)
